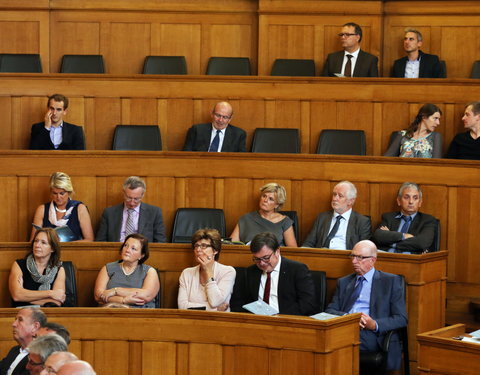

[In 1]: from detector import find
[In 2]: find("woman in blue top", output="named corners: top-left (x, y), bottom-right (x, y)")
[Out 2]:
top-left (384, 103), bottom-right (443, 158)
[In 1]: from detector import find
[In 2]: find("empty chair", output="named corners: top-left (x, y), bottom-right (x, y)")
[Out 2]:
top-left (439, 60), bottom-right (447, 78)
top-left (317, 129), bottom-right (366, 155)
top-left (62, 261), bottom-right (78, 307)
top-left (206, 57), bottom-right (251, 75)
top-left (0, 53), bottom-right (42, 72)
top-left (60, 54), bottom-right (105, 73)
top-left (251, 128), bottom-right (300, 153)
top-left (143, 56), bottom-right (187, 74)
top-left (471, 60), bottom-right (480, 79)
top-left (112, 125), bottom-right (162, 151)
top-left (428, 218), bottom-right (441, 252)
top-left (171, 208), bottom-right (226, 243)
top-left (271, 58), bottom-right (316, 76)
top-left (279, 210), bottom-right (299, 242)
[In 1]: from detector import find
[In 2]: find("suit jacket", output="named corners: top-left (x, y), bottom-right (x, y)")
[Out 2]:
top-left (326, 270), bottom-right (408, 370)
top-left (182, 123), bottom-right (246, 152)
top-left (391, 50), bottom-right (444, 78)
top-left (96, 202), bottom-right (166, 243)
top-left (29, 121), bottom-right (85, 150)
top-left (0, 345), bottom-right (28, 375)
top-left (372, 211), bottom-right (436, 253)
top-left (230, 256), bottom-right (317, 316)
top-left (322, 49), bottom-right (379, 77)
top-left (302, 210), bottom-right (371, 249)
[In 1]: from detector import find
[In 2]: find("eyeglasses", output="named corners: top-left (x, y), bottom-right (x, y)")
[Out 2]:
top-left (252, 252), bottom-right (275, 263)
top-left (194, 243), bottom-right (212, 250)
top-left (349, 254), bottom-right (374, 261)
top-left (45, 366), bottom-right (57, 374)
top-left (124, 196), bottom-right (142, 203)
top-left (338, 33), bottom-right (357, 38)
top-left (213, 112), bottom-right (232, 121)
top-left (28, 358), bottom-right (45, 368)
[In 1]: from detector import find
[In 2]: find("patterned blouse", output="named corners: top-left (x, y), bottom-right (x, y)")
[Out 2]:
top-left (399, 131), bottom-right (435, 158)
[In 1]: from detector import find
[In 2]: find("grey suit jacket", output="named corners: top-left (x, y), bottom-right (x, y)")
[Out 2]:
top-left (182, 123), bottom-right (246, 152)
top-left (302, 210), bottom-right (371, 249)
top-left (322, 49), bottom-right (379, 77)
top-left (96, 202), bottom-right (166, 242)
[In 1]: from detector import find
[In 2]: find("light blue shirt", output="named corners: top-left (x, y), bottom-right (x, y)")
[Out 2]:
top-left (405, 58), bottom-right (421, 78)
top-left (328, 209), bottom-right (352, 250)
top-left (48, 122), bottom-right (63, 149)
top-left (209, 126), bottom-right (226, 152)
top-left (120, 204), bottom-right (141, 242)
top-left (350, 267), bottom-right (375, 315)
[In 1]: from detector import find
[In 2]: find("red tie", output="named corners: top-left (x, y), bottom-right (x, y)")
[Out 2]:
top-left (344, 54), bottom-right (353, 77)
top-left (263, 272), bottom-right (272, 304)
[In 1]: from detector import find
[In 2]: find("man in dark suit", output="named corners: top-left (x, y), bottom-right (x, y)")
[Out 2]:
top-left (391, 28), bottom-right (444, 78)
top-left (373, 182), bottom-right (437, 253)
top-left (29, 94), bottom-right (85, 150)
top-left (96, 176), bottom-right (166, 243)
top-left (182, 101), bottom-right (246, 152)
top-left (326, 240), bottom-right (407, 373)
top-left (302, 181), bottom-right (371, 249)
top-left (0, 307), bottom-right (46, 375)
top-left (322, 22), bottom-right (378, 77)
top-left (230, 232), bottom-right (317, 316)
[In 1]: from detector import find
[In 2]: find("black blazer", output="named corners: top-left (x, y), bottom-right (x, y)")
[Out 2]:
top-left (182, 123), bottom-right (246, 152)
top-left (391, 50), bottom-right (444, 78)
top-left (230, 256), bottom-right (317, 316)
top-left (29, 121), bottom-right (85, 150)
top-left (322, 49), bottom-right (379, 77)
top-left (0, 345), bottom-right (29, 375)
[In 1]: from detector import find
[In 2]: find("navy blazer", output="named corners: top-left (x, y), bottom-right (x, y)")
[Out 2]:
top-left (29, 121), bottom-right (85, 150)
top-left (96, 202), bottom-right (166, 243)
top-left (230, 256), bottom-right (317, 316)
top-left (182, 123), bottom-right (246, 152)
top-left (0, 345), bottom-right (28, 375)
top-left (322, 49), bottom-right (379, 77)
top-left (326, 270), bottom-right (407, 370)
top-left (392, 50), bottom-right (444, 78)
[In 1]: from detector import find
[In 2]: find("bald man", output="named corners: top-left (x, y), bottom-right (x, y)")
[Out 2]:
top-left (40, 352), bottom-right (78, 375)
top-left (57, 361), bottom-right (96, 375)
top-left (182, 101), bottom-right (246, 152)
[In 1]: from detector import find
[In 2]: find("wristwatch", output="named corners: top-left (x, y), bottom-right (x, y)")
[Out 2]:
top-left (208, 277), bottom-right (215, 282)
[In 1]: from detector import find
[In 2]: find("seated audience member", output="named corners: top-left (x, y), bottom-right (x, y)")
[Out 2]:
top-left (230, 183), bottom-right (297, 247)
top-left (230, 232), bottom-right (317, 316)
top-left (384, 103), bottom-right (443, 158)
top-left (392, 28), bottom-right (444, 78)
top-left (42, 352), bottom-right (78, 375)
top-left (94, 233), bottom-right (160, 308)
top-left (302, 181), bottom-right (371, 249)
top-left (29, 93), bottom-right (85, 150)
top-left (178, 229), bottom-right (236, 311)
top-left (9, 228), bottom-right (66, 307)
top-left (446, 101), bottom-right (480, 160)
top-left (326, 240), bottom-right (407, 373)
top-left (373, 182), bottom-right (436, 253)
top-left (96, 176), bottom-right (166, 242)
top-left (322, 22), bottom-right (378, 77)
top-left (57, 360), bottom-right (96, 375)
top-left (36, 322), bottom-right (71, 345)
top-left (183, 101), bottom-right (246, 152)
top-left (26, 334), bottom-right (68, 375)
top-left (0, 308), bottom-right (46, 375)
top-left (31, 172), bottom-right (94, 242)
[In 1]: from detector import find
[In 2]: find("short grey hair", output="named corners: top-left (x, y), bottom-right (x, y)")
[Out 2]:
top-left (24, 307), bottom-right (47, 327)
top-left (404, 28), bottom-right (423, 42)
top-left (336, 181), bottom-right (357, 199)
top-left (28, 333), bottom-right (68, 362)
top-left (123, 176), bottom-right (146, 192)
top-left (397, 182), bottom-right (422, 199)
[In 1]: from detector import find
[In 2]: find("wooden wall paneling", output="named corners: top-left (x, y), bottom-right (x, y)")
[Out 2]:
top-left (94, 340), bottom-right (130, 374)
top-left (128, 341), bottom-right (143, 375)
top-left (92, 97), bottom-right (121, 150)
top-left (142, 342), bottom-right (177, 375)
top-left (163, 99), bottom-right (194, 152)
top-left (189, 343), bottom-right (223, 375)
top-left (0, 98), bottom-right (12, 150)
top-left (16, 96), bottom-right (46, 149)
top-left (234, 99), bottom-right (266, 151)
top-left (299, 180), bottom-right (332, 243)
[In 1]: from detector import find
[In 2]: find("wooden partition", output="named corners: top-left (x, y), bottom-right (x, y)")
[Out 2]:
top-left (0, 308), bottom-right (361, 375)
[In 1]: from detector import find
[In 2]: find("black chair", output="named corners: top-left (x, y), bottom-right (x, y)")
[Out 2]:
top-left (60, 55), bottom-right (105, 73)
top-left (471, 60), bottom-right (480, 79)
top-left (271, 58), bottom-right (316, 77)
top-left (316, 129), bottom-right (366, 155)
top-left (251, 128), bottom-right (300, 153)
top-left (154, 268), bottom-right (162, 308)
top-left (112, 125), bottom-right (162, 151)
top-left (206, 57), bottom-right (251, 75)
top-left (439, 60), bottom-right (447, 78)
top-left (0, 53), bottom-right (42, 72)
top-left (62, 261), bottom-right (78, 307)
top-left (143, 56), bottom-right (187, 75)
top-left (429, 218), bottom-right (441, 252)
top-left (310, 270), bottom-right (327, 313)
top-left (279, 210), bottom-right (299, 242)
top-left (171, 208), bottom-right (226, 243)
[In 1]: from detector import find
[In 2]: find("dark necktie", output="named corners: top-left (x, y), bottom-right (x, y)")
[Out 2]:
top-left (208, 130), bottom-right (221, 152)
top-left (263, 272), bottom-right (272, 304)
top-left (324, 215), bottom-right (343, 248)
top-left (342, 275), bottom-right (365, 312)
top-left (344, 54), bottom-right (353, 77)
top-left (400, 215), bottom-right (412, 233)
top-left (125, 208), bottom-right (135, 237)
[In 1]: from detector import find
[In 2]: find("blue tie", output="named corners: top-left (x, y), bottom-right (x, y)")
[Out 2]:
top-left (343, 276), bottom-right (365, 313)
top-left (400, 215), bottom-right (412, 233)
top-left (208, 130), bottom-right (221, 152)
top-left (324, 215), bottom-right (343, 248)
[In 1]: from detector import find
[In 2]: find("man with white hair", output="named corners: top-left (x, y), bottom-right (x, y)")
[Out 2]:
top-left (40, 352), bottom-right (77, 375)
top-left (302, 181), bottom-right (371, 249)
top-left (56, 361), bottom-right (96, 375)
top-left (26, 334), bottom-right (67, 375)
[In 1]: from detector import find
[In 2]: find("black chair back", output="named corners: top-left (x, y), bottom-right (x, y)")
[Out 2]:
top-left (271, 59), bottom-right (315, 76)
top-left (429, 218), bottom-right (441, 252)
top-left (310, 270), bottom-right (327, 313)
top-left (206, 57), bottom-right (251, 75)
top-left (62, 261), bottom-right (78, 307)
top-left (143, 56), bottom-right (187, 74)
top-left (251, 128), bottom-right (300, 153)
top-left (317, 129), bottom-right (366, 155)
top-left (439, 60), bottom-right (447, 78)
top-left (112, 125), bottom-right (162, 151)
top-left (471, 60), bottom-right (480, 79)
top-left (278, 210), bottom-right (299, 242)
top-left (171, 208), bottom-right (226, 243)
top-left (0, 54), bottom-right (42, 72)
top-left (60, 55), bottom-right (105, 73)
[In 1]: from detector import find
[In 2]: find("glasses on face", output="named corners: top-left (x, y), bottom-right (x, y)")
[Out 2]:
top-left (194, 243), bottom-right (212, 250)
top-left (252, 252), bottom-right (275, 263)
top-left (349, 254), bottom-right (374, 261)
top-left (213, 112), bottom-right (232, 121)
top-left (45, 366), bottom-right (57, 374)
top-left (124, 195), bottom-right (142, 203)
top-left (338, 33), bottom-right (357, 38)
top-left (28, 358), bottom-right (45, 368)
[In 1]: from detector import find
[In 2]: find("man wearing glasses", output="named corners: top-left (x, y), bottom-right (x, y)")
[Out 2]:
top-left (322, 22), bottom-right (378, 77)
top-left (230, 232), bottom-right (317, 315)
top-left (326, 240), bottom-right (407, 373)
top-left (182, 101), bottom-right (246, 152)
top-left (26, 334), bottom-right (67, 375)
top-left (96, 176), bottom-right (166, 242)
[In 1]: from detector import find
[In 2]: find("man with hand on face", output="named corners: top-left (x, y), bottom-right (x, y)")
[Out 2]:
top-left (373, 182), bottom-right (437, 253)
top-left (302, 181), bottom-right (371, 250)
top-left (182, 101), bottom-right (246, 152)
top-left (96, 176), bottom-right (166, 243)
top-left (29, 94), bottom-right (85, 150)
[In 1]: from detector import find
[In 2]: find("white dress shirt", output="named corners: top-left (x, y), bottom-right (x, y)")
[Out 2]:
top-left (341, 48), bottom-right (360, 76)
top-left (258, 255), bottom-right (282, 312)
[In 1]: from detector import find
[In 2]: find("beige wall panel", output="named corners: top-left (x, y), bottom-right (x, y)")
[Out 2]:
top-left (92, 97), bottom-right (121, 150)
top-left (440, 26), bottom-right (480, 79)
top-left (17, 96), bottom-right (46, 150)
top-left (164, 99), bottom-right (195, 152)
top-left (232, 346), bottom-right (269, 374)
top-left (93, 340), bottom-right (129, 375)
top-left (142, 342), bottom-right (176, 375)
top-left (0, 179), bottom-right (18, 241)
top-left (380, 102), bottom-right (410, 154)
top-left (121, 98), bottom-right (158, 125)
top-left (144, 177), bottom-right (177, 240)
top-left (223, 179), bottom-right (254, 235)
top-left (0, 98), bottom-right (12, 150)
top-left (209, 23), bottom-right (253, 64)
top-left (336, 102), bottom-right (374, 155)
top-left (300, 180), bottom-right (332, 242)
top-left (189, 343), bottom-right (222, 375)
top-left (184, 178), bottom-right (216, 208)
top-left (279, 350), bottom-right (314, 375)
top-left (234, 99), bottom-right (266, 150)
top-left (0, 21), bottom-right (40, 53)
